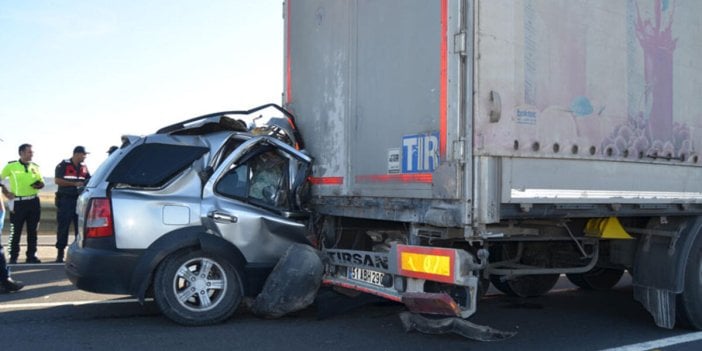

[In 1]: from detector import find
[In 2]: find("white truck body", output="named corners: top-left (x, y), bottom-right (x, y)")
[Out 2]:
top-left (284, 0), bottom-right (702, 331)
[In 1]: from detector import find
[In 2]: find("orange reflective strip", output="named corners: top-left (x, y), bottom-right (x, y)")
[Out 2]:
top-left (439, 0), bottom-right (448, 159)
top-left (308, 176), bottom-right (344, 185)
top-left (285, 0), bottom-right (292, 104)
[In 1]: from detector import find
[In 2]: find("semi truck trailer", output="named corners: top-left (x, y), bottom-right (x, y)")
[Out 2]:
top-left (284, 0), bottom-right (702, 331)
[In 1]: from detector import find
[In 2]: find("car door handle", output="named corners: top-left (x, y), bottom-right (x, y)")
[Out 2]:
top-left (208, 211), bottom-right (238, 223)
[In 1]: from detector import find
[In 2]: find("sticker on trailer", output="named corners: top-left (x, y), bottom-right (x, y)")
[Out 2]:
top-left (387, 148), bottom-right (400, 174)
top-left (514, 106), bottom-right (538, 125)
top-left (402, 132), bottom-right (439, 173)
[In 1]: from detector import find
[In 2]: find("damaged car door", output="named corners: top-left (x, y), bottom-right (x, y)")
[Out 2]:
top-left (200, 136), bottom-right (313, 274)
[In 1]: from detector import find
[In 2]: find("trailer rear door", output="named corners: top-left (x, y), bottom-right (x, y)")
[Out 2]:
top-left (285, 0), bottom-right (470, 210)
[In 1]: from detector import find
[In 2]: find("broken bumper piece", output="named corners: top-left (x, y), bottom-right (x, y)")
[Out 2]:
top-left (399, 311), bottom-right (516, 342)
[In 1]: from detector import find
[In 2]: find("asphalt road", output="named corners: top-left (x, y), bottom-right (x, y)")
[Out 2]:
top-left (2, 255), bottom-right (702, 351)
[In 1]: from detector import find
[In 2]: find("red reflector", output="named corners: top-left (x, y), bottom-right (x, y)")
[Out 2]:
top-left (402, 292), bottom-right (461, 316)
top-left (85, 198), bottom-right (114, 238)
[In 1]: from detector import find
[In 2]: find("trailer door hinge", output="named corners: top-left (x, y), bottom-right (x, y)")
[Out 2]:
top-left (453, 31), bottom-right (467, 57)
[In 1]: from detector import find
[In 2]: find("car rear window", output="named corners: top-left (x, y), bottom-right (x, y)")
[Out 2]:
top-left (107, 143), bottom-right (208, 187)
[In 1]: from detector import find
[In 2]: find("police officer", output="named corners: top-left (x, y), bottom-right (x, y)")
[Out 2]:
top-left (1, 143), bottom-right (44, 264)
top-left (54, 146), bottom-right (91, 263)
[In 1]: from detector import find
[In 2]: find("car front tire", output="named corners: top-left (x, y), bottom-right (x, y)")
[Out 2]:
top-left (154, 248), bottom-right (243, 326)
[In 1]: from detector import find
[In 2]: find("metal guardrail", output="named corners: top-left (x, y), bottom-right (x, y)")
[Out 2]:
top-left (38, 197), bottom-right (57, 234)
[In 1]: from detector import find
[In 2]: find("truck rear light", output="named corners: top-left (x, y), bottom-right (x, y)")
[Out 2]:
top-left (397, 245), bottom-right (456, 284)
top-left (85, 198), bottom-right (114, 238)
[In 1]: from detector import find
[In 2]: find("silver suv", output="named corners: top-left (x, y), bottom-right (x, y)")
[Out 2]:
top-left (65, 104), bottom-right (312, 325)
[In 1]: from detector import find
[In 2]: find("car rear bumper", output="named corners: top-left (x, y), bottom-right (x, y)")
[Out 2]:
top-left (65, 242), bottom-right (142, 295)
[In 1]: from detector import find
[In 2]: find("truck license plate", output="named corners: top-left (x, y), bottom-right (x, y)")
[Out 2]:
top-left (348, 267), bottom-right (384, 286)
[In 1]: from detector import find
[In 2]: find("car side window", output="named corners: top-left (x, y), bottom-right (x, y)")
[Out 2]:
top-left (108, 143), bottom-right (208, 187)
top-left (215, 165), bottom-right (249, 199)
top-left (215, 151), bottom-right (290, 210)
top-left (211, 137), bottom-right (244, 171)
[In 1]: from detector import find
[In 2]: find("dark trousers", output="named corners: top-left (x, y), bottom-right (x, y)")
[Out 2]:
top-left (55, 195), bottom-right (78, 250)
top-left (9, 197), bottom-right (41, 260)
top-left (0, 252), bottom-right (7, 280)
top-left (0, 251), bottom-right (7, 280)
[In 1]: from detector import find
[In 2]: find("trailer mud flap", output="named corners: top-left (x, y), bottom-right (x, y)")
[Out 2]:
top-left (399, 311), bottom-right (516, 342)
top-left (631, 216), bottom-right (702, 328)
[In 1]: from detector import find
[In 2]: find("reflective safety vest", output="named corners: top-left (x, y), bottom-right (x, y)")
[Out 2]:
top-left (1, 160), bottom-right (43, 197)
top-left (55, 159), bottom-right (90, 196)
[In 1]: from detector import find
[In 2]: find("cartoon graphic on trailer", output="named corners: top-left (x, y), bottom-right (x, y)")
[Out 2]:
top-left (502, 0), bottom-right (697, 162)
top-left (601, 0), bottom-right (691, 160)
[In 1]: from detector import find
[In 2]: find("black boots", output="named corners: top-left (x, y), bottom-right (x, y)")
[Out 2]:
top-left (0, 277), bottom-right (24, 293)
top-left (26, 256), bottom-right (42, 264)
top-left (10, 256), bottom-right (42, 264)
top-left (55, 249), bottom-right (65, 263)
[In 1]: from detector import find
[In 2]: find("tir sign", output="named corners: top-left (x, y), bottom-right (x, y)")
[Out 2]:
top-left (397, 245), bottom-right (455, 284)
top-left (402, 132), bottom-right (439, 173)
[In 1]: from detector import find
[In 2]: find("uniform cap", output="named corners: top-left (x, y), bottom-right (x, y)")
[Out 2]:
top-left (73, 146), bottom-right (89, 154)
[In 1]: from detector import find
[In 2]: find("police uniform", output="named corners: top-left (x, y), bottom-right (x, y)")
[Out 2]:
top-left (1, 160), bottom-right (43, 263)
top-left (54, 158), bottom-right (90, 256)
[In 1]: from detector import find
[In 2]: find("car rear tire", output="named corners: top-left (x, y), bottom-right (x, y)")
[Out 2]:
top-left (154, 249), bottom-right (243, 326)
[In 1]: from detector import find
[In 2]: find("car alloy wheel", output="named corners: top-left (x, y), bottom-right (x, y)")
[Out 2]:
top-left (154, 249), bottom-right (242, 326)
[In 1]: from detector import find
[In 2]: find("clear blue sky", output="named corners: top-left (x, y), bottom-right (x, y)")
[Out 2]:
top-left (0, 1), bottom-right (283, 175)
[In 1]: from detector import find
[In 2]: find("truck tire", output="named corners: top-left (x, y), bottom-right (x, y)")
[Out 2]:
top-left (566, 268), bottom-right (624, 290)
top-left (677, 233), bottom-right (702, 329)
top-left (489, 274), bottom-right (559, 297)
top-left (488, 243), bottom-right (558, 297)
top-left (154, 249), bottom-right (243, 326)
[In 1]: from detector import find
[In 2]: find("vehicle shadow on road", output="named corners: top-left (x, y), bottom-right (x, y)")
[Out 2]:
top-left (7, 264), bottom-right (70, 284)
top-left (0, 264), bottom-right (94, 303)
top-left (0, 299), bottom-right (161, 324)
top-left (0, 283), bottom-right (77, 302)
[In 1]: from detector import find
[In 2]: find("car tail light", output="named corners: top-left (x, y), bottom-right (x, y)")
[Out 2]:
top-left (85, 198), bottom-right (114, 238)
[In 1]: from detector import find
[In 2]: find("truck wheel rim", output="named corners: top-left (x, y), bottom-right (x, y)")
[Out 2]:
top-left (172, 257), bottom-right (228, 312)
